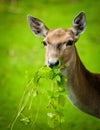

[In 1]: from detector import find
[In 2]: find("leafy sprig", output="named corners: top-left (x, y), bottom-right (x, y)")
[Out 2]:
top-left (9, 65), bottom-right (67, 130)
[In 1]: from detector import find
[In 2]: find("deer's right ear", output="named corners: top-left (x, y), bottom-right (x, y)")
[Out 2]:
top-left (72, 12), bottom-right (86, 37)
top-left (27, 15), bottom-right (49, 37)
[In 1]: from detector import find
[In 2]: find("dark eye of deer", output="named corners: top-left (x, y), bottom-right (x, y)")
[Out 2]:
top-left (42, 41), bottom-right (47, 46)
top-left (67, 40), bottom-right (73, 46)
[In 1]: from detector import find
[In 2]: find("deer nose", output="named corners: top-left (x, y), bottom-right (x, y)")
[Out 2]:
top-left (48, 60), bottom-right (59, 68)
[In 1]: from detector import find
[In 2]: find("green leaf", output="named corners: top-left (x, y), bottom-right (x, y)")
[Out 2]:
top-left (33, 90), bottom-right (38, 97)
top-left (53, 66), bottom-right (61, 75)
top-left (58, 95), bottom-right (66, 107)
top-left (34, 65), bottom-right (54, 80)
top-left (55, 75), bottom-right (61, 82)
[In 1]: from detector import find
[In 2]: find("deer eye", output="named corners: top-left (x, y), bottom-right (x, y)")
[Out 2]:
top-left (42, 41), bottom-right (47, 46)
top-left (67, 40), bottom-right (73, 46)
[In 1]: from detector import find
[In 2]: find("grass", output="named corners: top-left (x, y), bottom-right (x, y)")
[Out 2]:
top-left (0, 0), bottom-right (100, 130)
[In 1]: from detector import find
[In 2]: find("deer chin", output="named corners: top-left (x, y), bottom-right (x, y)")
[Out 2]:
top-left (60, 66), bottom-right (67, 77)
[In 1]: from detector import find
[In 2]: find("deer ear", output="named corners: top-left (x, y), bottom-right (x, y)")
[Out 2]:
top-left (27, 15), bottom-right (49, 37)
top-left (72, 12), bottom-right (86, 37)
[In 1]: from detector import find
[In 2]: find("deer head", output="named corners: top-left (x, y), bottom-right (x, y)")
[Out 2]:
top-left (27, 12), bottom-right (86, 68)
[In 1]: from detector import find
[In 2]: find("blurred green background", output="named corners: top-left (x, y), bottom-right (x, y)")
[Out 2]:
top-left (0, 0), bottom-right (100, 130)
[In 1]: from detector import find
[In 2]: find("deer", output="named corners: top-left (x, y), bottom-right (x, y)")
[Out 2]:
top-left (27, 12), bottom-right (100, 119)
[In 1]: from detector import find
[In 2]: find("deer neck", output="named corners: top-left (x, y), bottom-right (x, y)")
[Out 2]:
top-left (61, 46), bottom-right (100, 118)
top-left (61, 46), bottom-right (83, 81)
top-left (61, 46), bottom-right (88, 102)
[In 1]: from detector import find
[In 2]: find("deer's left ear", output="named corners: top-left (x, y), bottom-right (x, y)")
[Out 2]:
top-left (27, 15), bottom-right (49, 37)
top-left (72, 12), bottom-right (86, 37)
